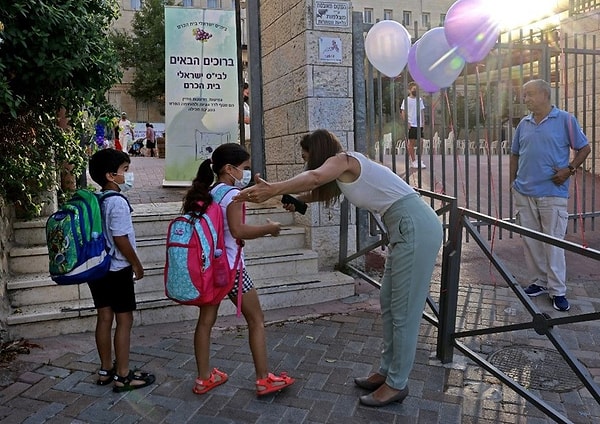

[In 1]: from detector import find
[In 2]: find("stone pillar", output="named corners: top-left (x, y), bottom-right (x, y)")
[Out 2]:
top-left (260, 0), bottom-right (356, 269)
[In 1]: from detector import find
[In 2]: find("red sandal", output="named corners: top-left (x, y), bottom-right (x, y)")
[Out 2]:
top-left (193, 368), bottom-right (228, 395)
top-left (256, 372), bottom-right (295, 396)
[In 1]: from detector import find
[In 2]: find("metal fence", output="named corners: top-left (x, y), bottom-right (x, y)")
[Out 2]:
top-left (353, 13), bottom-right (599, 241)
top-left (338, 189), bottom-right (600, 424)
top-left (344, 11), bottom-right (600, 423)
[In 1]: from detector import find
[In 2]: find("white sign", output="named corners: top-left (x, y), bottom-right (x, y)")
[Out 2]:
top-left (133, 122), bottom-right (165, 140)
top-left (314, 1), bottom-right (350, 28)
top-left (319, 37), bottom-right (342, 63)
top-left (164, 7), bottom-right (238, 185)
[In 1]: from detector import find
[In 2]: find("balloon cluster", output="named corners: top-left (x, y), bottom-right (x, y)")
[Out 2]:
top-left (365, 0), bottom-right (500, 93)
top-left (95, 122), bottom-right (106, 148)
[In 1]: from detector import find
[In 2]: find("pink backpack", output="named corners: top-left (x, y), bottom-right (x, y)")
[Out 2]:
top-left (164, 185), bottom-right (243, 308)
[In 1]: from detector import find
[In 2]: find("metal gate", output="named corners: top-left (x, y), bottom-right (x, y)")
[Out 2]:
top-left (343, 11), bottom-right (600, 424)
top-left (352, 12), bottom-right (599, 239)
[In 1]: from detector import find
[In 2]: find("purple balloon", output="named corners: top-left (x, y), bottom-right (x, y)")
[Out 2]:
top-left (415, 27), bottom-right (465, 89)
top-left (407, 40), bottom-right (440, 93)
top-left (444, 0), bottom-right (500, 63)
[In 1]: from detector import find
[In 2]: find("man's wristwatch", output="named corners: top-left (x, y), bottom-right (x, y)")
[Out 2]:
top-left (568, 165), bottom-right (576, 175)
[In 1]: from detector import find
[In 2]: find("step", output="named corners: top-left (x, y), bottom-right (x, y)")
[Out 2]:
top-left (12, 201), bottom-right (295, 247)
top-left (6, 272), bottom-right (356, 339)
top-left (9, 223), bottom-right (307, 275)
top-left (8, 248), bottom-right (321, 308)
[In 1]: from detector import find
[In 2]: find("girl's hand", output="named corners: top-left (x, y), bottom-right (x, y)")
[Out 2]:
top-left (267, 218), bottom-right (281, 236)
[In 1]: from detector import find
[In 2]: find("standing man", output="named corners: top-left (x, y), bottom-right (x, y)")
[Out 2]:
top-left (118, 112), bottom-right (134, 154)
top-left (510, 79), bottom-right (590, 312)
top-left (400, 82), bottom-right (426, 169)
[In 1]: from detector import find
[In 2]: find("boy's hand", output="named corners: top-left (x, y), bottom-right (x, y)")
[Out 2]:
top-left (133, 263), bottom-right (144, 280)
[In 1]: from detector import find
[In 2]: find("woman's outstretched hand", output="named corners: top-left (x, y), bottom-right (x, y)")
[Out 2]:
top-left (233, 173), bottom-right (273, 203)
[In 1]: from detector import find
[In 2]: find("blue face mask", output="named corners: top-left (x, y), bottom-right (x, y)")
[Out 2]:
top-left (116, 172), bottom-right (134, 192)
top-left (233, 168), bottom-right (252, 189)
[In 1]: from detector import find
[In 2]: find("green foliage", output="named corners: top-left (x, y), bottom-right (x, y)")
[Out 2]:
top-left (112, 0), bottom-right (174, 106)
top-left (0, 113), bottom-right (87, 218)
top-left (0, 0), bottom-right (123, 218)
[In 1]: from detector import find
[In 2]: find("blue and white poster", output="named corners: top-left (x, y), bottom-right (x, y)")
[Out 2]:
top-left (164, 7), bottom-right (238, 185)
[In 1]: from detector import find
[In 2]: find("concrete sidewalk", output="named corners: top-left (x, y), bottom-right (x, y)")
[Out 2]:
top-left (2, 156), bottom-right (598, 423)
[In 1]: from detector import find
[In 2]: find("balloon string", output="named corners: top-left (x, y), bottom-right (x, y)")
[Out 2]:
top-left (559, 31), bottom-right (587, 247)
top-left (475, 64), bottom-right (501, 285)
top-left (441, 90), bottom-right (467, 201)
top-left (567, 116), bottom-right (588, 248)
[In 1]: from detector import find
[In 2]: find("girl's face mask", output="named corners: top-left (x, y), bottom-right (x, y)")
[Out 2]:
top-left (232, 166), bottom-right (251, 189)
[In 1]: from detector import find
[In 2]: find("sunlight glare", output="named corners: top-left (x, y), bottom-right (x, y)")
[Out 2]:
top-left (490, 0), bottom-right (558, 30)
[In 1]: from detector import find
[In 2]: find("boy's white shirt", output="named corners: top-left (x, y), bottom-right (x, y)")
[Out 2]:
top-left (101, 194), bottom-right (136, 271)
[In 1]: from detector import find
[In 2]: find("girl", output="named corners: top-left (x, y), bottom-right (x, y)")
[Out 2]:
top-left (183, 143), bottom-right (295, 396)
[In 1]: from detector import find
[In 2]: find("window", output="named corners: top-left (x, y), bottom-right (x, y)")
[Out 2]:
top-left (403, 11), bottom-right (411, 27)
top-left (383, 9), bottom-right (393, 21)
top-left (182, 0), bottom-right (193, 6)
top-left (364, 8), bottom-right (373, 24)
top-left (130, 0), bottom-right (142, 10)
top-left (440, 13), bottom-right (446, 26)
top-left (136, 101), bottom-right (149, 124)
top-left (207, 0), bottom-right (221, 8)
top-left (422, 13), bottom-right (430, 28)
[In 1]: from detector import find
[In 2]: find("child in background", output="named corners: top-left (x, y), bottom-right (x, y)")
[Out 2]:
top-left (183, 143), bottom-right (295, 396)
top-left (88, 148), bottom-right (155, 392)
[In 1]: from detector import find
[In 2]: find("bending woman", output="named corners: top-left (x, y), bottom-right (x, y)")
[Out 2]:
top-left (236, 129), bottom-right (443, 407)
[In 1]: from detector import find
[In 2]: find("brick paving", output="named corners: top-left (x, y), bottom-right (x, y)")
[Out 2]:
top-left (2, 156), bottom-right (599, 423)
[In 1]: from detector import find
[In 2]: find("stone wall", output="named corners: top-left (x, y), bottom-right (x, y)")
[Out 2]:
top-left (0, 197), bottom-right (13, 341)
top-left (260, 0), bottom-right (356, 269)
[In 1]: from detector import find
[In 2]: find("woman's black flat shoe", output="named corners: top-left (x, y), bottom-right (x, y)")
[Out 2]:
top-left (354, 376), bottom-right (384, 391)
top-left (359, 386), bottom-right (409, 407)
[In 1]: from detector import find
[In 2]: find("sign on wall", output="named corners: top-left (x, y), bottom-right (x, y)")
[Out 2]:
top-left (164, 7), bottom-right (239, 185)
top-left (319, 37), bottom-right (342, 63)
top-left (314, 1), bottom-right (350, 28)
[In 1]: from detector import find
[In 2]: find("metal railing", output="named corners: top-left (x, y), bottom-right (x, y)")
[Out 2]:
top-left (337, 189), bottom-right (600, 424)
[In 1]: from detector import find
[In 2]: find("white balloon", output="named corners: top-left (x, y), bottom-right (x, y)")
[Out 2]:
top-left (365, 20), bottom-right (412, 78)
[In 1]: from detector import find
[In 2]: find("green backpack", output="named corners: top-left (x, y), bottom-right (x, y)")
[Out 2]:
top-left (45, 189), bottom-right (124, 284)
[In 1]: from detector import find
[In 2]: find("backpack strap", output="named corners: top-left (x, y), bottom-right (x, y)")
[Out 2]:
top-left (98, 190), bottom-right (133, 213)
top-left (211, 183), bottom-right (245, 317)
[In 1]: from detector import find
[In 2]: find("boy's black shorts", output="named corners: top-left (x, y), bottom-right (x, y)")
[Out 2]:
top-left (408, 127), bottom-right (424, 140)
top-left (88, 266), bottom-right (136, 313)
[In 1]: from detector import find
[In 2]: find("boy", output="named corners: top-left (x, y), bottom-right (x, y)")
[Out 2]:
top-left (88, 148), bottom-right (155, 392)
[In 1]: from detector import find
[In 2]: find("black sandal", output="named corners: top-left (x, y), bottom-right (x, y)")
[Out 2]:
top-left (113, 370), bottom-right (156, 393)
top-left (96, 367), bottom-right (115, 386)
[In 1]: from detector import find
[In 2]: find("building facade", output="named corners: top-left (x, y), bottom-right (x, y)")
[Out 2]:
top-left (352, 0), bottom-right (455, 37)
top-left (109, 0), bottom-right (454, 123)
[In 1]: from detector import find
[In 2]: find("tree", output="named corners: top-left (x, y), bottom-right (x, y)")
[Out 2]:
top-left (0, 0), bottom-right (122, 217)
top-left (112, 0), bottom-right (174, 109)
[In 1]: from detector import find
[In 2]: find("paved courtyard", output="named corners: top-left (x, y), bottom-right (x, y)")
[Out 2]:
top-left (1, 156), bottom-right (599, 423)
